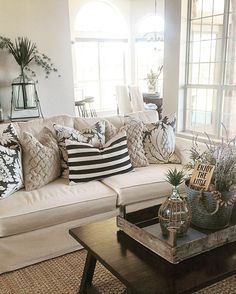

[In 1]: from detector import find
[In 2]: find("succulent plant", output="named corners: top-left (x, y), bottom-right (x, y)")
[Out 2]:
top-left (165, 168), bottom-right (185, 187)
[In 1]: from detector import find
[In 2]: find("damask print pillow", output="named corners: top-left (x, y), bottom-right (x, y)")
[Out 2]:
top-left (54, 121), bottom-right (106, 177)
top-left (0, 124), bottom-right (19, 149)
top-left (0, 145), bottom-right (23, 199)
top-left (143, 113), bottom-right (181, 164)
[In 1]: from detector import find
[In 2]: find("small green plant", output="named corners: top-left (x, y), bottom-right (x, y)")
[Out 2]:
top-left (0, 36), bottom-right (59, 79)
top-left (166, 168), bottom-right (185, 187)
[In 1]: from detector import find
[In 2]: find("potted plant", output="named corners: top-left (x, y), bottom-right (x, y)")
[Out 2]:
top-left (145, 65), bottom-right (163, 94)
top-left (158, 168), bottom-right (191, 237)
top-left (185, 127), bottom-right (236, 229)
top-left (0, 36), bottom-right (59, 111)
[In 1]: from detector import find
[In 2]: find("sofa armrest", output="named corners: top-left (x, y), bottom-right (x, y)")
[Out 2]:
top-left (175, 135), bottom-right (207, 165)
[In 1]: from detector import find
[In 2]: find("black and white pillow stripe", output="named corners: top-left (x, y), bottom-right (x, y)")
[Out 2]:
top-left (65, 132), bottom-right (133, 182)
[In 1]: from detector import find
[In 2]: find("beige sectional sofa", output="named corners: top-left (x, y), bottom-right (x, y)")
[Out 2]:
top-left (0, 110), bottom-right (192, 274)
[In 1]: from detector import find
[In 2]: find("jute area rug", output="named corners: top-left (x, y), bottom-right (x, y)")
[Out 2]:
top-left (0, 250), bottom-right (236, 294)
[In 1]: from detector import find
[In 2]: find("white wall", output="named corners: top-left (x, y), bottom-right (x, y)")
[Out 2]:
top-left (0, 0), bottom-right (75, 119)
top-left (163, 0), bottom-right (188, 132)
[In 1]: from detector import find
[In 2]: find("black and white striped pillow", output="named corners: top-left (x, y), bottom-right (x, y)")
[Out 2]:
top-left (65, 131), bottom-right (133, 183)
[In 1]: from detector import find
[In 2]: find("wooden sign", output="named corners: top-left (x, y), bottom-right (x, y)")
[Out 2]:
top-left (189, 163), bottom-right (215, 191)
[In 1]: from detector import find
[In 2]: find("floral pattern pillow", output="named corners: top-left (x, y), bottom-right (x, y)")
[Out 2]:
top-left (0, 124), bottom-right (19, 149)
top-left (54, 121), bottom-right (106, 177)
top-left (0, 143), bottom-right (23, 199)
top-left (143, 114), bottom-right (181, 164)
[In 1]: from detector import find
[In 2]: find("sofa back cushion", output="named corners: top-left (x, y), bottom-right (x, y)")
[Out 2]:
top-left (16, 115), bottom-right (74, 137)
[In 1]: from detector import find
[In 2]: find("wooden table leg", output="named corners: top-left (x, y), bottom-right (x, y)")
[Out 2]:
top-left (79, 251), bottom-right (97, 293)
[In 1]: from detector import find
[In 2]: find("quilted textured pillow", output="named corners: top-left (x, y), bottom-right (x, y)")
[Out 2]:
top-left (21, 131), bottom-right (61, 191)
top-left (143, 113), bottom-right (181, 164)
top-left (54, 121), bottom-right (106, 177)
top-left (65, 131), bottom-right (133, 183)
top-left (106, 118), bottom-right (148, 167)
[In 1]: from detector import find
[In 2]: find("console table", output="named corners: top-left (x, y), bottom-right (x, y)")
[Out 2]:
top-left (143, 93), bottom-right (163, 119)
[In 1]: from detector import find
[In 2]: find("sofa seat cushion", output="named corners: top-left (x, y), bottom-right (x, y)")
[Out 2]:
top-left (101, 164), bottom-right (185, 206)
top-left (0, 178), bottom-right (117, 237)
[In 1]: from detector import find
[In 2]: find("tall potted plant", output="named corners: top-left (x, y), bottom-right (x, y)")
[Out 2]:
top-left (0, 36), bottom-right (59, 112)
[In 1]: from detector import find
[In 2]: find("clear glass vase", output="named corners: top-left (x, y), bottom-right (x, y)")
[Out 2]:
top-left (158, 186), bottom-right (191, 237)
top-left (12, 73), bottom-right (37, 109)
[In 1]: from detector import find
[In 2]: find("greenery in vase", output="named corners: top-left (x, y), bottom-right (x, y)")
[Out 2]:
top-left (0, 36), bottom-right (59, 79)
top-left (185, 126), bottom-right (236, 192)
top-left (166, 168), bottom-right (185, 187)
top-left (145, 66), bottom-right (163, 89)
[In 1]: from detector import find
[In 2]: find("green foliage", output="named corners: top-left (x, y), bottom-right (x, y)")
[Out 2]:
top-left (166, 168), bottom-right (185, 187)
top-left (145, 66), bottom-right (163, 87)
top-left (0, 36), bottom-right (59, 79)
top-left (186, 126), bottom-right (236, 192)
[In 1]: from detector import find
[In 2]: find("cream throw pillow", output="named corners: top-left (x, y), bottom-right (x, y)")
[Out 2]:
top-left (143, 113), bottom-right (181, 164)
top-left (105, 119), bottom-right (148, 167)
top-left (21, 131), bottom-right (61, 191)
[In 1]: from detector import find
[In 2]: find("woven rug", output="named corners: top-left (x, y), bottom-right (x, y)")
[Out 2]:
top-left (0, 250), bottom-right (236, 294)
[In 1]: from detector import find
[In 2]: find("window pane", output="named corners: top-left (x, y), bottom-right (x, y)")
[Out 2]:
top-left (226, 38), bottom-right (236, 62)
top-left (100, 42), bottom-right (126, 80)
top-left (189, 41), bottom-right (201, 62)
top-left (191, 19), bottom-right (201, 42)
top-left (74, 42), bottom-right (99, 81)
top-left (228, 13), bottom-right (236, 39)
top-left (225, 62), bottom-right (236, 85)
top-left (202, 0), bottom-right (214, 17)
top-left (191, 0), bottom-right (202, 19)
top-left (230, 0), bottom-right (236, 12)
top-left (213, 0), bottom-right (225, 15)
top-left (222, 89), bottom-right (236, 137)
top-left (188, 63), bottom-right (199, 83)
top-left (78, 81), bottom-right (100, 109)
top-left (200, 40), bottom-right (213, 62)
top-left (185, 88), bottom-right (217, 134)
top-left (135, 41), bottom-right (164, 93)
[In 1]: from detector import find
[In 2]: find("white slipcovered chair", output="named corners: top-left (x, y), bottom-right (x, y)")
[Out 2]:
top-left (115, 85), bottom-right (133, 114)
top-left (128, 85), bottom-right (146, 112)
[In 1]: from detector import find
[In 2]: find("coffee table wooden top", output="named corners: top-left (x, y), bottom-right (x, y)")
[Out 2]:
top-left (70, 218), bottom-right (236, 294)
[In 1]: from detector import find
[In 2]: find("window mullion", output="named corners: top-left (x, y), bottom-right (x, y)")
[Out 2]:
top-left (216, 0), bottom-right (230, 137)
top-left (97, 42), bottom-right (102, 109)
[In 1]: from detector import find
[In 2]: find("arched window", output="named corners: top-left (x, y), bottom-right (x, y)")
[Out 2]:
top-left (72, 1), bottom-right (128, 112)
top-left (74, 1), bottom-right (127, 38)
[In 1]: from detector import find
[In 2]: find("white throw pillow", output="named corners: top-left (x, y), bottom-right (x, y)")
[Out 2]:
top-left (143, 113), bottom-right (181, 164)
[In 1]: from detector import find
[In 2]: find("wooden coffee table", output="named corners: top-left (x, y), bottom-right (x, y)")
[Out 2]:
top-left (69, 211), bottom-right (236, 294)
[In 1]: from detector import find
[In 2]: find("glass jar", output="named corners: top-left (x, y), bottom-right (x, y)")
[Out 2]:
top-left (158, 186), bottom-right (191, 237)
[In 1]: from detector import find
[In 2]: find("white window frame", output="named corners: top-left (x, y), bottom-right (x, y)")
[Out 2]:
top-left (184, 0), bottom-right (236, 138)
